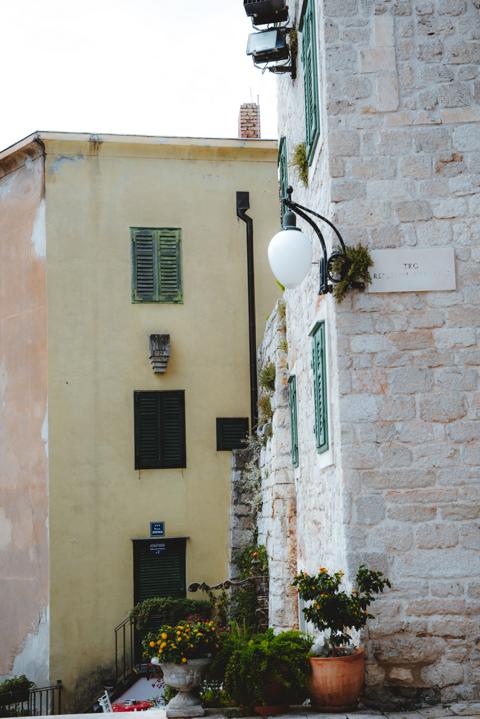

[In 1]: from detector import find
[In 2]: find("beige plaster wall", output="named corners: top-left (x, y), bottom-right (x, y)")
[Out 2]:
top-left (43, 136), bottom-right (279, 707)
top-left (0, 145), bottom-right (50, 684)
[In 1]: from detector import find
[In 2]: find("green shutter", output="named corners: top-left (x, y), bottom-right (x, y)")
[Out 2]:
top-left (278, 137), bottom-right (288, 217)
top-left (158, 230), bottom-right (183, 303)
top-left (131, 228), bottom-right (182, 303)
top-left (132, 229), bottom-right (157, 301)
top-left (288, 376), bottom-right (299, 468)
top-left (133, 539), bottom-right (186, 604)
top-left (134, 391), bottom-right (186, 469)
top-left (311, 322), bottom-right (328, 453)
top-left (300, 0), bottom-right (320, 165)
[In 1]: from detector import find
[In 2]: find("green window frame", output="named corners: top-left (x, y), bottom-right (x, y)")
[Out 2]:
top-left (300, 0), bottom-right (320, 165)
top-left (278, 137), bottom-right (288, 216)
top-left (288, 375), bottom-right (299, 468)
top-left (131, 227), bottom-right (183, 303)
top-left (310, 322), bottom-right (328, 453)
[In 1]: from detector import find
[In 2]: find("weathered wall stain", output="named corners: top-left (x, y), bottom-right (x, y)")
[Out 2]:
top-left (0, 146), bottom-right (49, 682)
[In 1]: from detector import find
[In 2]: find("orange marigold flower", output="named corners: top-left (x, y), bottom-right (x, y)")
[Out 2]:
top-left (319, 567), bottom-right (328, 573)
top-left (161, 632), bottom-right (168, 639)
top-left (149, 641), bottom-right (155, 648)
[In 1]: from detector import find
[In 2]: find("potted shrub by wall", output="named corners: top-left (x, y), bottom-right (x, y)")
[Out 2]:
top-left (292, 565), bottom-right (391, 712)
top-left (143, 619), bottom-right (222, 718)
top-left (221, 627), bottom-right (313, 716)
top-left (0, 676), bottom-right (34, 707)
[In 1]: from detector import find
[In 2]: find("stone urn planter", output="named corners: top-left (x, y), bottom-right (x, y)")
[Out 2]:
top-left (153, 657), bottom-right (210, 718)
top-left (309, 647), bottom-right (365, 712)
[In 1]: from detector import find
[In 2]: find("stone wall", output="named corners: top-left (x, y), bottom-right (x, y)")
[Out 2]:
top-left (263, 0), bottom-right (480, 707)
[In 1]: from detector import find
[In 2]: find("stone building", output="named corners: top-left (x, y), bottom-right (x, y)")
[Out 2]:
top-left (245, 0), bottom-right (480, 707)
top-left (0, 129), bottom-right (279, 708)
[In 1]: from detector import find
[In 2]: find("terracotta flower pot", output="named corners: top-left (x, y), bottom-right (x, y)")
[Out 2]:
top-left (308, 647), bottom-right (365, 712)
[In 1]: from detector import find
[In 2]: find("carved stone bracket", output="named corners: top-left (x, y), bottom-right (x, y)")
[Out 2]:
top-left (149, 334), bottom-right (170, 374)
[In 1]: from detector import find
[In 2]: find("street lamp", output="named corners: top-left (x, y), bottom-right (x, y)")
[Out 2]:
top-left (268, 186), bottom-right (350, 294)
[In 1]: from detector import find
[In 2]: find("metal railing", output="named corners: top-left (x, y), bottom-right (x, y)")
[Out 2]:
top-left (114, 615), bottom-right (135, 685)
top-left (0, 681), bottom-right (62, 717)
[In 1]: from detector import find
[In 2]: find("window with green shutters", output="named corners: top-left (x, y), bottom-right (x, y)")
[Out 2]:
top-left (288, 375), bottom-right (299, 468)
top-left (278, 137), bottom-right (288, 216)
top-left (300, 0), bottom-right (320, 165)
top-left (311, 322), bottom-right (329, 453)
top-left (131, 228), bottom-right (183, 303)
top-left (134, 390), bottom-right (186, 469)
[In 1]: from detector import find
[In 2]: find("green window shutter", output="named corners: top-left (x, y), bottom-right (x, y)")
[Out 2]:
top-left (300, 0), bottom-right (320, 165)
top-left (131, 228), bottom-right (182, 303)
top-left (132, 229), bottom-right (157, 301)
top-left (158, 230), bottom-right (183, 303)
top-left (278, 137), bottom-right (288, 217)
top-left (133, 539), bottom-right (186, 604)
top-left (134, 391), bottom-right (186, 469)
top-left (288, 376), bottom-right (299, 468)
top-left (216, 418), bottom-right (249, 451)
top-left (311, 322), bottom-right (328, 453)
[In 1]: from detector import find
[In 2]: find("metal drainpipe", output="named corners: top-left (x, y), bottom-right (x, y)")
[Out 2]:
top-left (236, 191), bottom-right (258, 432)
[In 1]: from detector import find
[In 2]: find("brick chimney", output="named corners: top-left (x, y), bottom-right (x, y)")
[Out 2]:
top-left (238, 102), bottom-right (261, 139)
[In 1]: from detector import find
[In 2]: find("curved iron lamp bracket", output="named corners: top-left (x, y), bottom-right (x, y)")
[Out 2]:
top-left (283, 186), bottom-right (350, 294)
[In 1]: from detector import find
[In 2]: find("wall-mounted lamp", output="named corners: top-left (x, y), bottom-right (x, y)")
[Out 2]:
top-left (247, 28), bottom-right (289, 64)
top-left (268, 186), bottom-right (350, 295)
top-left (244, 0), bottom-right (289, 26)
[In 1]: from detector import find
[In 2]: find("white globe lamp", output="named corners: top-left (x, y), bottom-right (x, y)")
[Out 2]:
top-left (268, 210), bottom-right (312, 289)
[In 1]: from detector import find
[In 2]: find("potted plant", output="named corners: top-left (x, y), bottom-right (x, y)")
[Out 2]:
top-left (143, 619), bottom-right (222, 718)
top-left (292, 564), bottom-right (391, 711)
top-left (222, 627), bottom-right (312, 716)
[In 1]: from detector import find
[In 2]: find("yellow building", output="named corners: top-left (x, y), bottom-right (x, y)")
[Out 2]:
top-left (0, 132), bottom-right (279, 709)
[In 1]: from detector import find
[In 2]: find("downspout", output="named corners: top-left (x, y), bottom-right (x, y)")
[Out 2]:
top-left (236, 191), bottom-right (258, 432)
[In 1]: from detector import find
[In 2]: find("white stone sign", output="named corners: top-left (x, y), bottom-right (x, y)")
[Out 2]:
top-left (368, 247), bottom-right (456, 293)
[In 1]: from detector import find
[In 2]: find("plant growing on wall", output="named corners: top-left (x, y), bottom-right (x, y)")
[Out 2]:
top-left (230, 544), bottom-right (269, 630)
top-left (291, 143), bottom-right (308, 187)
top-left (331, 243), bottom-right (373, 303)
top-left (259, 362), bottom-right (276, 393)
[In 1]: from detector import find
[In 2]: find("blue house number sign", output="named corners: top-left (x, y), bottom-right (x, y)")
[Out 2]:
top-left (150, 521), bottom-right (165, 537)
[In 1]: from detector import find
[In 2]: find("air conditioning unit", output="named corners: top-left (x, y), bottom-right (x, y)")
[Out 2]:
top-left (243, 0), bottom-right (289, 25)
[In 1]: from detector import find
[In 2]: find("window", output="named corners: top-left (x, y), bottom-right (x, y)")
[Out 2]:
top-left (278, 137), bottom-right (288, 217)
top-left (288, 376), bottom-right (299, 468)
top-left (300, 0), bottom-right (320, 165)
top-left (134, 391), bottom-right (186, 469)
top-left (216, 418), bottom-right (249, 451)
top-left (131, 228), bottom-right (182, 303)
top-left (311, 322), bottom-right (328, 453)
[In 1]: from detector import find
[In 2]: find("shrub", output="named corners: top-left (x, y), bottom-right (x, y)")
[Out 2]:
top-left (130, 597), bottom-right (212, 630)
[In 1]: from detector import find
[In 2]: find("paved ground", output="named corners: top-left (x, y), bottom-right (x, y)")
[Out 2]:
top-left (23, 699), bottom-right (480, 719)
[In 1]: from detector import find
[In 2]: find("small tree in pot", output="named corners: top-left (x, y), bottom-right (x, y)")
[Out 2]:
top-left (292, 565), bottom-right (391, 711)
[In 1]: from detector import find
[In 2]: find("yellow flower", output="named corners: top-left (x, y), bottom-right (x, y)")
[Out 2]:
top-left (319, 567), bottom-right (328, 573)
top-left (149, 641), bottom-right (155, 648)
top-left (161, 632), bottom-right (168, 639)
top-left (161, 642), bottom-right (166, 649)
top-left (181, 658), bottom-right (187, 663)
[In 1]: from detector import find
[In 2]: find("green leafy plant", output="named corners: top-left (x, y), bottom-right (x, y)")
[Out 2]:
top-left (199, 680), bottom-right (234, 708)
top-left (259, 362), bottom-right (276, 393)
top-left (143, 619), bottom-right (223, 664)
top-left (331, 243), bottom-right (373, 303)
top-left (292, 565), bottom-right (391, 655)
top-left (0, 678), bottom-right (34, 699)
top-left (291, 143), bottom-right (308, 187)
top-left (223, 628), bottom-right (312, 710)
top-left (230, 544), bottom-right (268, 631)
top-left (259, 395), bottom-right (273, 424)
top-left (278, 338), bottom-right (288, 354)
top-left (130, 597), bottom-right (211, 630)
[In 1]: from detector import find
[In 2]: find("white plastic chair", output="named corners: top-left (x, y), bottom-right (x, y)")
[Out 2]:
top-left (98, 690), bottom-right (113, 713)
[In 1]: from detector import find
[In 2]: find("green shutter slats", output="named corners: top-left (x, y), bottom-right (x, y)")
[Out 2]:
top-left (131, 228), bottom-right (183, 303)
top-left (160, 391), bottom-right (186, 468)
top-left (133, 539), bottom-right (186, 604)
top-left (288, 376), bottom-right (299, 467)
top-left (158, 231), bottom-right (182, 303)
top-left (301, 0), bottom-right (320, 164)
top-left (133, 230), bottom-right (156, 301)
top-left (311, 322), bottom-right (329, 453)
top-left (278, 137), bottom-right (288, 217)
top-left (134, 391), bottom-right (186, 469)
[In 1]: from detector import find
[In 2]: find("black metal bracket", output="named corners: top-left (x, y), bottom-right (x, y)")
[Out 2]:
top-left (282, 186), bottom-right (350, 295)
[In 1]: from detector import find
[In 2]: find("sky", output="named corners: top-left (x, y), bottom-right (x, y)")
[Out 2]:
top-left (0, 0), bottom-right (278, 151)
